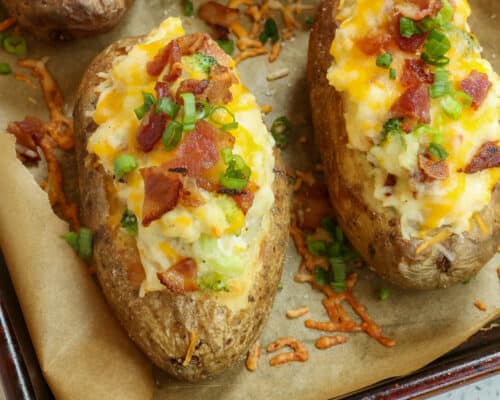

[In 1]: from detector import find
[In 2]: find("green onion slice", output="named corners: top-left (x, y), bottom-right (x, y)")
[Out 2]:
top-left (400, 17), bottom-right (420, 38)
top-left (134, 92), bottom-right (156, 120)
top-left (314, 267), bottom-right (329, 285)
top-left (216, 39), bottom-right (235, 56)
top-left (156, 97), bottom-right (180, 118)
top-left (259, 18), bottom-right (280, 44)
top-left (378, 288), bottom-right (390, 301)
top-left (3, 35), bottom-right (27, 56)
top-left (77, 228), bottom-right (93, 259)
top-left (181, 92), bottom-right (196, 131)
top-left (376, 52), bottom-right (393, 69)
top-left (61, 232), bottom-right (79, 252)
top-left (113, 154), bottom-right (138, 180)
top-left (209, 106), bottom-right (238, 131)
top-left (219, 148), bottom-right (251, 191)
top-left (184, 0), bottom-right (194, 16)
top-left (389, 68), bottom-right (396, 80)
top-left (120, 210), bottom-right (138, 235)
top-left (428, 142), bottom-right (449, 160)
top-left (162, 121), bottom-right (183, 151)
top-left (0, 62), bottom-right (11, 75)
top-left (440, 94), bottom-right (463, 119)
top-left (306, 236), bottom-right (327, 256)
top-left (270, 116), bottom-right (292, 148)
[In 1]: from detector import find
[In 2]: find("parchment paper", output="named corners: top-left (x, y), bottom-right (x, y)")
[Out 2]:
top-left (0, 0), bottom-right (498, 399)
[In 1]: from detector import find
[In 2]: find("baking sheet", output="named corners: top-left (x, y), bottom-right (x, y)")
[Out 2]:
top-left (0, 0), bottom-right (498, 399)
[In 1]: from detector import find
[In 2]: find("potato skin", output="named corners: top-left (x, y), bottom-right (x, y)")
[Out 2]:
top-left (73, 38), bottom-right (290, 381)
top-left (1, 0), bottom-right (133, 40)
top-left (307, 0), bottom-right (500, 289)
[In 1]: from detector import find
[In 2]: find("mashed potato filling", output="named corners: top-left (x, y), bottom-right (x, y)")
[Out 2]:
top-left (328, 0), bottom-right (500, 239)
top-left (88, 18), bottom-right (276, 311)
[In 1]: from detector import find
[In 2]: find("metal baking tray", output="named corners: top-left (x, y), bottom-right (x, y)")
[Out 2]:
top-left (0, 252), bottom-right (498, 400)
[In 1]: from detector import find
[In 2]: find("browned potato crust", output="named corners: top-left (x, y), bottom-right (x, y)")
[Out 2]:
top-left (307, 0), bottom-right (500, 289)
top-left (1, 0), bottom-right (133, 40)
top-left (73, 38), bottom-right (290, 381)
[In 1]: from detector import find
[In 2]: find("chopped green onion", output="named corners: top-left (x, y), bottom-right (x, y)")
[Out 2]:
top-left (400, 17), bottom-right (420, 38)
top-left (376, 52), bottom-right (393, 69)
top-left (331, 281), bottom-right (347, 292)
top-left (183, 0), bottom-right (194, 16)
top-left (440, 94), bottom-right (463, 119)
top-left (3, 35), bottom-right (27, 56)
top-left (0, 63), bottom-right (11, 75)
top-left (320, 216), bottom-right (336, 236)
top-left (421, 53), bottom-right (449, 66)
top-left (434, 0), bottom-right (454, 29)
top-left (413, 124), bottom-right (443, 144)
top-left (77, 228), bottom-right (93, 259)
top-left (181, 92), bottom-right (196, 131)
top-left (61, 232), bottom-right (79, 252)
top-left (418, 17), bottom-right (436, 32)
top-left (421, 29), bottom-right (451, 66)
top-left (162, 121), bottom-right (183, 151)
top-left (120, 210), bottom-right (138, 235)
top-left (277, 282), bottom-right (283, 290)
top-left (314, 267), bottom-right (329, 285)
top-left (210, 106), bottom-right (238, 131)
top-left (378, 288), bottom-right (390, 301)
top-left (304, 16), bottom-right (314, 29)
top-left (134, 92), bottom-right (156, 120)
top-left (219, 148), bottom-right (251, 191)
top-left (196, 100), bottom-right (212, 120)
top-left (428, 143), bottom-right (449, 160)
top-left (389, 68), bottom-right (396, 80)
top-left (429, 68), bottom-right (453, 98)
top-left (330, 257), bottom-right (346, 292)
top-left (327, 241), bottom-right (342, 257)
top-left (306, 236), bottom-right (327, 256)
top-left (454, 90), bottom-right (473, 107)
top-left (156, 97), bottom-right (180, 118)
top-left (381, 118), bottom-right (403, 141)
top-left (270, 116), bottom-right (291, 148)
top-left (198, 272), bottom-right (229, 292)
top-left (259, 18), bottom-right (280, 44)
top-left (216, 39), bottom-right (235, 55)
top-left (113, 154), bottom-right (138, 180)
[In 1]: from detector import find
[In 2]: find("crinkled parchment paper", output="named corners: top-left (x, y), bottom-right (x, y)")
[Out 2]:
top-left (0, 0), bottom-right (498, 399)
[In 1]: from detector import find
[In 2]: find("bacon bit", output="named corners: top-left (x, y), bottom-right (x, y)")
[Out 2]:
top-left (176, 79), bottom-right (210, 102)
top-left (474, 300), bottom-right (487, 312)
top-left (391, 84), bottom-right (431, 124)
top-left (229, 190), bottom-right (254, 213)
top-left (418, 153), bottom-right (449, 180)
top-left (286, 306), bottom-right (310, 319)
top-left (393, 16), bottom-right (428, 52)
top-left (182, 330), bottom-right (198, 366)
top-left (14, 72), bottom-right (36, 88)
top-left (267, 337), bottom-right (309, 366)
top-left (141, 166), bottom-right (182, 226)
top-left (7, 117), bottom-right (42, 161)
top-left (267, 68), bottom-right (289, 81)
top-left (460, 70), bottom-right (491, 109)
top-left (157, 258), bottom-right (199, 294)
top-left (18, 59), bottom-right (74, 150)
top-left (136, 110), bottom-right (168, 152)
top-left (234, 47), bottom-right (268, 64)
top-left (315, 335), bottom-right (347, 350)
top-left (155, 81), bottom-right (172, 99)
top-left (395, 0), bottom-right (443, 21)
top-left (198, 1), bottom-right (241, 28)
top-left (269, 42), bottom-right (281, 63)
top-left (0, 17), bottom-right (16, 32)
top-left (401, 59), bottom-right (434, 87)
top-left (261, 104), bottom-right (273, 114)
top-left (245, 341), bottom-right (262, 372)
top-left (415, 230), bottom-right (452, 255)
top-left (147, 39), bottom-right (182, 79)
top-left (355, 32), bottom-right (392, 56)
top-left (205, 65), bottom-right (236, 104)
top-left (464, 142), bottom-right (500, 174)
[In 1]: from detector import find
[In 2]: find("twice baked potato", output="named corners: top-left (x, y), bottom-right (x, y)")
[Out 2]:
top-left (74, 18), bottom-right (289, 380)
top-left (1, 0), bottom-right (133, 40)
top-left (308, 0), bottom-right (500, 289)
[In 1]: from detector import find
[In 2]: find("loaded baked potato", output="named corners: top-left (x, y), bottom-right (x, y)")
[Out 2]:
top-left (308, 0), bottom-right (499, 289)
top-left (74, 18), bottom-right (289, 380)
top-left (1, 0), bottom-right (133, 40)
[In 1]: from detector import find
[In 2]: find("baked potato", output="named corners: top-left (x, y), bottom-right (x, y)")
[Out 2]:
top-left (308, 0), bottom-right (500, 289)
top-left (1, 0), bottom-right (133, 40)
top-left (73, 18), bottom-right (289, 380)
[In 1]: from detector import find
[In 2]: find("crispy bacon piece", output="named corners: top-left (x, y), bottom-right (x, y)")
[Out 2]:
top-left (418, 153), bottom-right (449, 180)
top-left (355, 32), bottom-right (392, 55)
top-left (155, 81), bottom-right (172, 99)
top-left (393, 16), bottom-right (428, 52)
top-left (157, 258), bottom-right (199, 294)
top-left (176, 79), bottom-right (211, 102)
top-left (460, 70), bottom-right (492, 109)
top-left (401, 59), bottom-right (434, 87)
top-left (141, 166), bottom-right (183, 226)
top-left (198, 1), bottom-right (240, 28)
top-left (136, 109), bottom-right (169, 152)
top-left (178, 32), bottom-right (233, 67)
top-left (464, 142), bottom-right (500, 174)
top-left (147, 39), bottom-right (182, 79)
top-left (395, 0), bottom-right (443, 21)
top-left (391, 84), bottom-right (431, 123)
top-left (230, 190), bottom-right (254, 213)
top-left (7, 116), bottom-right (43, 161)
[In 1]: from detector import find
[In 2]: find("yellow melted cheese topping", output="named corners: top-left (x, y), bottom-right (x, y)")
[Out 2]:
top-left (88, 18), bottom-right (276, 311)
top-left (328, 0), bottom-right (500, 239)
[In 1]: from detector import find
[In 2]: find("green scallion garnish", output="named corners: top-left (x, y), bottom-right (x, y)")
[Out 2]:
top-left (428, 142), bottom-right (449, 160)
top-left (184, 0), bottom-right (194, 16)
top-left (113, 154), bottom-right (138, 180)
top-left (219, 148), bottom-right (251, 191)
top-left (156, 97), bottom-right (180, 118)
top-left (3, 35), bottom-right (27, 56)
top-left (389, 68), bottom-right (396, 80)
top-left (77, 228), bottom-right (93, 259)
top-left (400, 17), bottom-right (420, 38)
top-left (376, 52), bottom-right (393, 69)
top-left (378, 288), bottom-right (390, 301)
top-left (120, 210), bottom-right (138, 235)
top-left (181, 92), bottom-right (196, 131)
top-left (216, 39), bottom-right (235, 55)
top-left (270, 116), bottom-right (291, 148)
top-left (162, 121), bottom-right (183, 151)
top-left (306, 237), bottom-right (328, 256)
top-left (0, 62), bottom-right (11, 75)
top-left (134, 92), bottom-right (156, 120)
top-left (259, 18), bottom-right (280, 44)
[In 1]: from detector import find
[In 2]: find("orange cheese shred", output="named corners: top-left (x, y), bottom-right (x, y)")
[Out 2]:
top-left (0, 17), bottom-right (16, 32)
top-left (182, 330), bottom-right (198, 366)
top-left (415, 230), bottom-right (452, 255)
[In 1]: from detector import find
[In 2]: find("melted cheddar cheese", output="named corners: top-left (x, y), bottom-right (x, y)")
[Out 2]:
top-left (88, 18), bottom-right (276, 311)
top-left (328, 0), bottom-right (500, 239)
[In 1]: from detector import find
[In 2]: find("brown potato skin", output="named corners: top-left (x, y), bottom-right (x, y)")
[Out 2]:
top-left (73, 39), bottom-right (290, 380)
top-left (307, 0), bottom-right (500, 289)
top-left (1, 0), bottom-right (133, 40)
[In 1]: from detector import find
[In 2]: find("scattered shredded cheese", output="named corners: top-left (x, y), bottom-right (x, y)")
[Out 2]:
top-left (415, 230), bottom-right (453, 255)
top-left (182, 330), bottom-right (197, 366)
